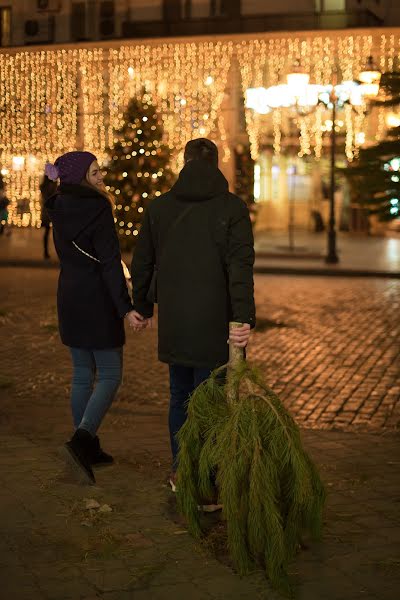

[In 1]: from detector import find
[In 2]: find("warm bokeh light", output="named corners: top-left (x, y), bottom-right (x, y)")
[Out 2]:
top-left (0, 33), bottom-right (396, 225)
top-left (237, 34), bottom-right (394, 160)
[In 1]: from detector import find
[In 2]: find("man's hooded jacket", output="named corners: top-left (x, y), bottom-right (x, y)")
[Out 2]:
top-left (131, 159), bottom-right (255, 368)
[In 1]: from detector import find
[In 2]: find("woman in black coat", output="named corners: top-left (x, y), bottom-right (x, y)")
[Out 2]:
top-left (45, 151), bottom-right (145, 485)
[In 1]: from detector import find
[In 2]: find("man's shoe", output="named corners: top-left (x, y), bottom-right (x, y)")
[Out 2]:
top-left (62, 428), bottom-right (96, 485)
top-left (91, 436), bottom-right (114, 467)
top-left (198, 498), bottom-right (223, 513)
top-left (169, 472), bottom-right (222, 512)
top-left (169, 472), bottom-right (177, 493)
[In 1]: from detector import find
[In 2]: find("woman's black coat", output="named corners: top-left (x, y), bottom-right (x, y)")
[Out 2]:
top-left (131, 160), bottom-right (255, 369)
top-left (46, 184), bottom-right (133, 349)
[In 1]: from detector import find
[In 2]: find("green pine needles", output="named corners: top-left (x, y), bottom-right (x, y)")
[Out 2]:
top-left (177, 355), bottom-right (325, 596)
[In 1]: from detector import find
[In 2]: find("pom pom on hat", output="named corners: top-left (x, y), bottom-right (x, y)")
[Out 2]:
top-left (45, 162), bottom-right (59, 181)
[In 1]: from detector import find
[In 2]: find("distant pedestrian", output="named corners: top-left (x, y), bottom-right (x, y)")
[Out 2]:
top-left (131, 138), bottom-right (255, 494)
top-left (39, 174), bottom-right (57, 259)
top-left (0, 189), bottom-right (10, 236)
top-left (45, 151), bottom-right (145, 485)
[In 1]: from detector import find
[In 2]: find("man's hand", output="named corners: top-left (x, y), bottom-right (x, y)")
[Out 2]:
top-left (229, 323), bottom-right (251, 348)
top-left (126, 310), bottom-right (148, 331)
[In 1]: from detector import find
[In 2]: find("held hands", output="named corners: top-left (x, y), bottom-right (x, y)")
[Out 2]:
top-left (126, 312), bottom-right (250, 345)
top-left (125, 310), bottom-right (153, 332)
top-left (229, 323), bottom-right (251, 348)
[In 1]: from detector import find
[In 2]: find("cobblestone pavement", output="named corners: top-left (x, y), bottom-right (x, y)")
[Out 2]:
top-left (1, 268), bottom-right (398, 437)
top-left (0, 268), bottom-right (399, 599)
top-left (253, 277), bottom-right (400, 430)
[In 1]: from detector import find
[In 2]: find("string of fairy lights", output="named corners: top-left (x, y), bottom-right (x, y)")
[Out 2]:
top-left (0, 49), bottom-right (79, 226)
top-left (236, 33), bottom-right (394, 162)
top-left (107, 41), bottom-right (234, 172)
top-left (0, 33), bottom-right (399, 226)
top-left (79, 48), bottom-right (108, 161)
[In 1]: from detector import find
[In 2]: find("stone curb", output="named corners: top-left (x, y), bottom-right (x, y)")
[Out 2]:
top-left (1, 258), bottom-right (399, 279)
top-left (253, 264), bottom-right (400, 278)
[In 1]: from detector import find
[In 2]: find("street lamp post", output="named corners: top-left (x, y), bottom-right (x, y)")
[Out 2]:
top-left (286, 67), bottom-right (341, 263)
top-left (245, 56), bottom-right (382, 264)
top-left (323, 58), bottom-right (381, 263)
top-left (326, 88), bottom-right (339, 263)
top-left (288, 162), bottom-right (296, 252)
top-left (286, 62), bottom-right (382, 265)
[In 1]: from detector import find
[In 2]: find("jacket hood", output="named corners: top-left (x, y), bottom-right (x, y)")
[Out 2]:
top-left (171, 159), bottom-right (228, 202)
top-left (45, 183), bottom-right (109, 241)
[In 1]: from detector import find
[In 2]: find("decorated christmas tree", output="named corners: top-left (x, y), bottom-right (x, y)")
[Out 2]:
top-left (343, 72), bottom-right (400, 221)
top-left (105, 92), bottom-right (175, 248)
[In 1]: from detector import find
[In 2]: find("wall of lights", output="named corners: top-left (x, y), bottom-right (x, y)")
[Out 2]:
top-left (107, 41), bottom-right (234, 172)
top-left (0, 49), bottom-right (79, 227)
top-left (0, 30), bottom-right (399, 226)
top-left (238, 33), bottom-right (400, 161)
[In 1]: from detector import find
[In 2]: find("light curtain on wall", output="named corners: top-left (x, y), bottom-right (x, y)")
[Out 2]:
top-left (0, 49), bottom-right (79, 226)
top-left (107, 40), bottom-right (234, 170)
top-left (79, 48), bottom-right (109, 160)
top-left (236, 34), bottom-right (400, 161)
top-left (0, 41), bottom-right (233, 225)
top-left (1, 33), bottom-right (399, 226)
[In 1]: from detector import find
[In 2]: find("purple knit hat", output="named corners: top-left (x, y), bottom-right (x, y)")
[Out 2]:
top-left (45, 151), bottom-right (97, 184)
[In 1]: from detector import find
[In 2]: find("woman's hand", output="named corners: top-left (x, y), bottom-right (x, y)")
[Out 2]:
top-left (125, 310), bottom-right (148, 331)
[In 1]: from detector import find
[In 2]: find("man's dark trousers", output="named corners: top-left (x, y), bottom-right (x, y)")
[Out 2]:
top-left (169, 365), bottom-right (212, 471)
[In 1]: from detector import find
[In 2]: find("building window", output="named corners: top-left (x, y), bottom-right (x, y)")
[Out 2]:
top-left (183, 0), bottom-right (191, 19)
top-left (71, 2), bottom-right (87, 41)
top-left (315, 0), bottom-right (345, 10)
top-left (163, 1), bottom-right (181, 20)
top-left (184, 0), bottom-right (228, 19)
top-left (0, 7), bottom-right (11, 47)
top-left (100, 0), bottom-right (115, 37)
top-left (210, 0), bottom-right (227, 17)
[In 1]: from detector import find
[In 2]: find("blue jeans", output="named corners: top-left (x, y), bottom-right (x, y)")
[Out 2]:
top-left (69, 347), bottom-right (123, 436)
top-left (169, 365), bottom-right (214, 471)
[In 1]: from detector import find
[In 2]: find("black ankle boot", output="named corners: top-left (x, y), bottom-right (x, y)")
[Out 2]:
top-left (63, 428), bottom-right (96, 484)
top-left (91, 436), bottom-right (114, 467)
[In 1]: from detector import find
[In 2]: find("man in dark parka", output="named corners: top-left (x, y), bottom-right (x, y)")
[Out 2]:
top-left (131, 138), bottom-right (255, 483)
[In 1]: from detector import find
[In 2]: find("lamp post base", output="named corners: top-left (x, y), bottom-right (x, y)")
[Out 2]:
top-left (325, 253), bottom-right (339, 264)
top-left (325, 231), bottom-right (339, 264)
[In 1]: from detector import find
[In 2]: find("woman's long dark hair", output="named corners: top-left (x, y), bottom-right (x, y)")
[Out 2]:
top-left (40, 175), bottom-right (58, 200)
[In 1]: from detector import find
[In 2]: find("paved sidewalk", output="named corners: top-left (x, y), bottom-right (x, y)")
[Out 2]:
top-left (1, 227), bottom-right (400, 276)
top-left (1, 430), bottom-right (399, 600)
top-left (254, 231), bottom-right (400, 277)
top-left (0, 267), bottom-right (399, 599)
top-left (0, 434), bottom-right (270, 600)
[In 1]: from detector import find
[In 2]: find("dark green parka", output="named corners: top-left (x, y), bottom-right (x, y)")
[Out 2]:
top-left (131, 159), bottom-right (255, 369)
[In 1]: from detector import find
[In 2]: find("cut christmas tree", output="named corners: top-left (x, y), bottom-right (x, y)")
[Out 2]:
top-left (176, 323), bottom-right (326, 597)
top-left (105, 91), bottom-right (175, 249)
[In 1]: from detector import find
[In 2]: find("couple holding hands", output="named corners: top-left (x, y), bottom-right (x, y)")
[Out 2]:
top-left (45, 137), bottom-right (255, 489)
